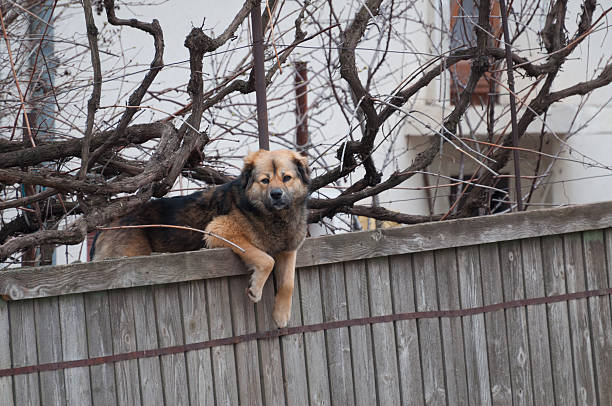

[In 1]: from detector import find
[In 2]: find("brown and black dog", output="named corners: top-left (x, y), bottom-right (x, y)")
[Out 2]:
top-left (91, 149), bottom-right (309, 327)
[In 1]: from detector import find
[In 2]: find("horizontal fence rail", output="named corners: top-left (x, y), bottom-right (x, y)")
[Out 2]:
top-left (1, 201), bottom-right (612, 405)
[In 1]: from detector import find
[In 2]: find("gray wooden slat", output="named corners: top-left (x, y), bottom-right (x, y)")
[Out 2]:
top-left (9, 300), bottom-right (40, 406)
top-left (298, 266), bottom-right (331, 405)
top-left (59, 294), bottom-right (92, 406)
top-left (278, 273), bottom-right (309, 406)
top-left (582, 230), bottom-right (612, 405)
top-left (456, 246), bottom-right (491, 406)
top-left (0, 298), bottom-right (14, 406)
top-left (154, 284), bottom-right (189, 405)
top-left (520, 238), bottom-right (554, 404)
top-left (320, 262), bottom-right (355, 406)
top-left (344, 260), bottom-right (377, 406)
top-left (434, 248), bottom-right (469, 406)
top-left (563, 233), bottom-right (597, 405)
top-left (84, 291), bottom-right (117, 405)
top-left (7, 201), bottom-right (612, 300)
top-left (108, 289), bottom-right (141, 406)
top-left (478, 243), bottom-right (512, 405)
top-left (34, 296), bottom-right (67, 405)
top-left (366, 257), bottom-right (401, 406)
top-left (228, 275), bottom-right (263, 406)
top-left (206, 277), bottom-right (239, 406)
top-left (179, 280), bottom-right (215, 406)
top-left (130, 287), bottom-right (163, 405)
top-left (413, 251), bottom-right (446, 405)
top-left (255, 276), bottom-right (286, 405)
top-left (540, 235), bottom-right (576, 406)
top-left (498, 241), bottom-right (533, 406)
top-left (389, 254), bottom-right (423, 406)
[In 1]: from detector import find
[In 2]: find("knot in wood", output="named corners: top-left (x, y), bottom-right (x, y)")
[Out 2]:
top-left (184, 28), bottom-right (215, 55)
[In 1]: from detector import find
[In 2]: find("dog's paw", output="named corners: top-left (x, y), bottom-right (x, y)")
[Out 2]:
top-left (272, 305), bottom-right (291, 328)
top-left (246, 274), bottom-right (263, 303)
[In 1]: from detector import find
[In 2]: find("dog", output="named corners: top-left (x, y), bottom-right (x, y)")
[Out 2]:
top-left (91, 149), bottom-right (310, 327)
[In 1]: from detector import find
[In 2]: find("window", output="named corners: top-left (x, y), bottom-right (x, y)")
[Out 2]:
top-left (449, 174), bottom-right (510, 214)
top-left (449, 0), bottom-right (501, 104)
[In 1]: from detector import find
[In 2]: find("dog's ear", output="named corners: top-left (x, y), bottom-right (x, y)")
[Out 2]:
top-left (292, 152), bottom-right (311, 185)
top-left (241, 150), bottom-right (259, 189)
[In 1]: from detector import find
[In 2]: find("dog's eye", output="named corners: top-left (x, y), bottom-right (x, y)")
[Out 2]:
top-left (260, 178), bottom-right (270, 184)
top-left (283, 175), bottom-right (292, 182)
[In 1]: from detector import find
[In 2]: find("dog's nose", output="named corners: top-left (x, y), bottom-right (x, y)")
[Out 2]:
top-left (270, 188), bottom-right (283, 200)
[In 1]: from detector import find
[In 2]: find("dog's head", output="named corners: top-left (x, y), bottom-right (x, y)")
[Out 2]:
top-left (241, 149), bottom-right (310, 212)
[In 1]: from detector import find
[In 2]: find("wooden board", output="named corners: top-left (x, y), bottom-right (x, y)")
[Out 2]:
top-left (10, 300), bottom-right (40, 406)
top-left (0, 297), bottom-right (13, 406)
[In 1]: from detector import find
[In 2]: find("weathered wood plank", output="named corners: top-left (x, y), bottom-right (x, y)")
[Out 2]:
top-left (130, 287), bottom-right (163, 405)
top-left (366, 257), bottom-right (401, 406)
top-left (278, 273), bottom-right (309, 406)
top-left (228, 275), bottom-right (263, 406)
top-left (435, 248), bottom-right (469, 406)
top-left (108, 289), bottom-right (141, 406)
top-left (478, 243), bottom-right (512, 405)
top-left (344, 260), bottom-right (377, 406)
top-left (154, 284), bottom-right (189, 405)
top-left (6, 201), bottom-right (612, 300)
top-left (84, 291), bottom-right (117, 405)
top-left (179, 280), bottom-right (215, 406)
top-left (320, 261), bottom-right (355, 405)
top-left (389, 254), bottom-right (423, 406)
top-left (498, 241), bottom-right (533, 406)
top-left (9, 300), bottom-right (40, 406)
top-left (413, 251), bottom-right (446, 405)
top-left (457, 246), bottom-right (490, 406)
top-left (34, 297), bottom-right (67, 405)
top-left (0, 298), bottom-right (14, 406)
top-left (582, 230), bottom-right (612, 405)
top-left (206, 277), bottom-right (239, 406)
top-left (255, 276), bottom-right (286, 405)
top-left (540, 235), bottom-right (576, 406)
top-left (563, 233), bottom-right (597, 405)
top-left (58, 294), bottom-right (92, 406)
top-left (520, 238), bottom-right (554, 404)
top-left (298, 266), bottom-right (331, 406)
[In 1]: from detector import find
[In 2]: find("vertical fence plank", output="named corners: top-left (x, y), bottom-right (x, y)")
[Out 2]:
top-left (344, 260), bottom-right (377, 406)
top-left (520, 238), bottom-right (554, 404)
top-left (229, 276), bottom-right (264, 406)
top-left (413, 251), bottom-right (446, 405)
top-left (255, 278), bottom-right (286, 405)
top-left (435, 248), bottom-right (469, 405)
top-left (540, 235), bottom-right (576, 406)
top-left (320, 262), bottom-right (355, 405)
top-left (59, 294), bottom-right (92, 406)
top-left (131, 287), bottom-right (163, 405)
top-left (478, 243), bottom-right (512, 405)
top-left (34, 297), bottom-right (66, 405)
top-left (179, 280), bottom-right (215, 406)
top-left (498, 240), bottom-right (533, 406)
top-left (9, 300), bottom-right (40, 405)
top-left (389, 254), bottom-right (423, 406)
top-left (278, 273), bottom-right (309, 406)
top-left (84, 291), bottom-right (117, 405)
top-left (154, 284), bottom-right (189, 405)
top-left (108, 289), bottom-right (141, 406)
top-left (0, 298), bottom-right (14, 406)
top-left (582, 230), bottom-right (612, 405)
top-left (206, 277), bottom-right (239, 406)
top-left (366, 257), bottom-right (401, 406)
top-left (299, 266), bottom-right (331, 405)
top-left (457, 246), bottom-right (490, 406)
top-left (563, 233), bottom-right (597, 405)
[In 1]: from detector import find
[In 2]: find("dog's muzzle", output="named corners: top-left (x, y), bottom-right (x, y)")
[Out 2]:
top-left (267, 188), bottom-right (290, 210)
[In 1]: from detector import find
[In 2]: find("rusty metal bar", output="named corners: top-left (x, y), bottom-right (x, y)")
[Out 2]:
top-left (250, 1), bottom-right (269, 150)
top-left (499, 0), bottom-right (523, 211)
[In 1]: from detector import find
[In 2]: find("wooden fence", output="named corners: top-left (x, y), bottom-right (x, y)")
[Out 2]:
top-left (1, 201), bottom-right (612, 405)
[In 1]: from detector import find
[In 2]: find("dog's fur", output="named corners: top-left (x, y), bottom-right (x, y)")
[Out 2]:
top-left (91, 149), bottom-right (309, 327)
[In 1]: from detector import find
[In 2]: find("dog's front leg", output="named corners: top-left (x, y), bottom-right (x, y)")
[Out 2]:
top-left (272, 250), bottom-right (297, 328)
